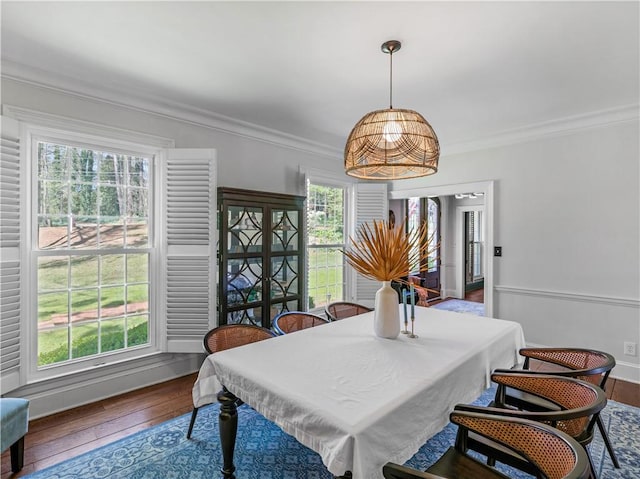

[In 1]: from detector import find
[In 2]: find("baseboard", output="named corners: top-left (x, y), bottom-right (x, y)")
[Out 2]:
top-left (6, 353), bottom-right (203, 419)
top-left (612, 361), bottom-right (640, 384)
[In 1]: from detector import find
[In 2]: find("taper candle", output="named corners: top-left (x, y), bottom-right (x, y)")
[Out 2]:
top-left (402, 289), bottom-right (407, 323)
top-left (410, 283), bottom-right (415, 318)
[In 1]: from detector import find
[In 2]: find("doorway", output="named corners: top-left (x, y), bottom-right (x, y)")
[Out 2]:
top-left (464, 210), bottom-right (485, 294)
top-left (389, 180), bottom-right (495, 317)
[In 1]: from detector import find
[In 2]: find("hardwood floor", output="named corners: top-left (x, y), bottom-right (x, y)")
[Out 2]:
top-left (464, 287), bottom-right (484, 303)
top-left (2, 366), bottom-right (639, 478)
top-left (1, 374), bottom-right (196, 478)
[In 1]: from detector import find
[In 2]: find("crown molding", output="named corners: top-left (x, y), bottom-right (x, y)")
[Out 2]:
top-left (3, 60), bottom-right (637, 161)
top-left (444, 104), bottom-right (640, 157)
top-left (1, 61), bottom-right (342, 159)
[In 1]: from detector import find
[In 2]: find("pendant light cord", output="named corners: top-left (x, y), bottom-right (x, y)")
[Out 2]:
top-left (389, 49), bottom-right (393, 109)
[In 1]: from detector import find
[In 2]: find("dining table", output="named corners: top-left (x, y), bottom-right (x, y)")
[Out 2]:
top-left (192, 305), bottom-right (526, 479)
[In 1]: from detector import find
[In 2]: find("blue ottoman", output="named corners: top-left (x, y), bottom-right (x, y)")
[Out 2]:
top-left (1, 398), bottom-right (29, 472)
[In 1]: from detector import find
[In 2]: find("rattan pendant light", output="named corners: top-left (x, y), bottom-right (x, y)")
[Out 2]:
top-left (344, 40), bottom-right (440, 180)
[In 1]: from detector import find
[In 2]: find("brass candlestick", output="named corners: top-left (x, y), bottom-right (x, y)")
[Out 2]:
top-left (409, 312), bottom-right (418, 338)
top-left (401, 289), bottom-right (409, 334)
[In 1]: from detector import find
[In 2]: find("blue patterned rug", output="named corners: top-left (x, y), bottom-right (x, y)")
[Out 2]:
top-left (432, 299), bottom-right (485, 316)
top-left (23, 387), bottom-right (638, 479)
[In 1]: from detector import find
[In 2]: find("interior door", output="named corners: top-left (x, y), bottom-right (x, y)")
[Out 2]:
top-left (464, 210), bottom-right (484, 292)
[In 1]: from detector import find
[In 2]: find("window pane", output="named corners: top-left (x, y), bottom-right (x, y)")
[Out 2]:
top-left (101, 318), bottom-right (125, 353)
top-left (71, 322), bottom-right (98, 359)
top-left (128, 188), bottom-right (148, 218)
top-left (99, 154), bottom-right (125, 184)
top-left (128, 158), bottom-right (149, 187)
top-left (101, 254), bottom-right (125, 285)
top-left (99, 217), bottom-right (125, 248)
top-left (127, 314), bottom-right (149, 347)
top-left (38, 291), bottom-right (68, 325)
top-left (39, 180), bottom-right (68, 216)
top-left (71, 289), bottom-right (99, 321)
top-left (127, 284), bottom-right (149, 313)
top-left (101, 286), bottom-right (125, 318)
top-left (38, 256), bottom-right (68, 291)
top-left (38, 328), bottom-right (69, 366)
top-left (126, 218), bottom-right (148, 247)
top-left (70, 149), bottom-right (98, 184)
top-left (307, 185), bottom-right (343, 245)
top-left (70, 182), bottom-right (97, 216)
top-left (39, 216), bottom-right (70, 249)
top-left (38, 142), bottom-right (69, 181)
top-left (70, 255), bottom-right (98, 288)
top-left (127, 254), bottom-right (148, 283)
top-left (307, 246), bottom-right (344, 308)
top-left (69, 216), bottom-right (99, 249)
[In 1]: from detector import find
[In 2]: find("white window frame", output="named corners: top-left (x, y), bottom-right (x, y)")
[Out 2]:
top-left (301, 167), bottom-right (354, 313)
top-left (16, 110), bottom-right (175, 383)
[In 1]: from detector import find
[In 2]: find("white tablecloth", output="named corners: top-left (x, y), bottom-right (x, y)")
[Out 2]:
top-left (192, 306), bottom-right (525, 478)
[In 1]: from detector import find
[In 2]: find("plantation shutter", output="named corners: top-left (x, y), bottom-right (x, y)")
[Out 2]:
top-left (161, 148), bottom-right (217, 353)
top-left (0, 116), bottom-right (23, 393)
top-left (351, 182), bottom-right (388, 303)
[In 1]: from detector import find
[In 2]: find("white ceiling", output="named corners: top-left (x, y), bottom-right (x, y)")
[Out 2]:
top-left (2, 1), bottom-right (638, 154)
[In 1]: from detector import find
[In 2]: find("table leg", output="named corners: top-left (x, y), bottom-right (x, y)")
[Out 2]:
top-left (218, 388), bottom-right (238, 479)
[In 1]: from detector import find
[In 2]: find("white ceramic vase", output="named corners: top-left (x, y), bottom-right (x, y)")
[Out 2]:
top-left (373, 281), bottom-right (400, 339)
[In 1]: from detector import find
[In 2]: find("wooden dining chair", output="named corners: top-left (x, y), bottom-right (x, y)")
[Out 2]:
top-left (271, 311), bottom-right (329, 335)
top-left (186, 324), bottom-right (275, 439)
top-left (498, 347), bottom-right (619, 469)
top-left (382, 411), bottom-right (592, 479)
top-left (454, 372), bottom-right (606, 478)
top-left (325, 301), bottom-right (373, 321)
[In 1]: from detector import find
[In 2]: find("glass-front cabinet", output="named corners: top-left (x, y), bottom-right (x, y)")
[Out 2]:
top-left (218, 188), bottom-right (305, 328)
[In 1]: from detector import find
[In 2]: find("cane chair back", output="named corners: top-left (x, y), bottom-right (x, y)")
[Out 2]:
top-left (382, 411), bottom-right (591, 479)
top-left (489, 372), bottom-right (606, 440)
top-left (187, 324), bottom-right (275, 439)
top-left (325, 302), bottom-right (373, 321)
top-left (519, 348), bottom-right (615, 388)
top-left (272, 311), bottom-right (329, 335)
top-left (203, 324), bottom-right (275, 354)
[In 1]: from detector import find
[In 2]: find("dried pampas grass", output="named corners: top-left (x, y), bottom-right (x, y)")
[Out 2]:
top-left (342, 220), bottom-right (437, 282)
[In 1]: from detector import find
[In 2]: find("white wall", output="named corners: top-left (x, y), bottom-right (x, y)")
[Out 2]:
top-left (391, 118), bottom-right (640, 382)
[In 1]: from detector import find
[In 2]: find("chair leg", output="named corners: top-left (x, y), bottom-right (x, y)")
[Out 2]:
top-left (586, 449), bottom-right (597, 479)
top-left (10, 436), bottom-right (25, 473)
top-left (186, 407), bottom-right (199, 439)
top-left (596, 415), bottom-right (620, 468)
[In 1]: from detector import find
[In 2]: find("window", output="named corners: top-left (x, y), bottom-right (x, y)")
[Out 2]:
top-left (35, 139), bottom-right (153, 369)
top-left (1, 111), bottom-right (216, 395)
top-left (306, 182), bottom-right (345, 310)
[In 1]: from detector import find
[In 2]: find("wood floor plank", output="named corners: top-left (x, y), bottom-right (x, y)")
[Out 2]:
top-left (611, 378), bottom-right (640, 407)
